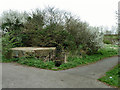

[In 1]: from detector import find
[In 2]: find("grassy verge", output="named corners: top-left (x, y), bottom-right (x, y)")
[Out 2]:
top-left (2, 44), bottom-right (118, 71)
top-left (2, 57), bottom-right (55, 70)
top-left (98, 64), bottom-right (120, 88)
top-left (57, 47), bottom-right (118, 70)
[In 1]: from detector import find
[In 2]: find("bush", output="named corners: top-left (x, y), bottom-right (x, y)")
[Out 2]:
top-left (22, 7), bottom-right (103, 53)
top-left (2, 31), bottom-right (21, 58)
top-left (1, 10), bottom-right (28, 47)
top-left (1, 7), bottom-right (104, 57)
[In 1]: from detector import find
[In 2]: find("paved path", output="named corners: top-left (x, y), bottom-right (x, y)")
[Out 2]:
top-left (1, 56), bottom-right (118, 88)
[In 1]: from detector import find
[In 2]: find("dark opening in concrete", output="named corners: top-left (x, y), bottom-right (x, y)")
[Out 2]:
top-left (55, 60), bottom-right (62, 67)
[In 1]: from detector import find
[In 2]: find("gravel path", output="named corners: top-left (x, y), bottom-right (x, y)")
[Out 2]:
top-left (1, 56), bottom-right (118, 88)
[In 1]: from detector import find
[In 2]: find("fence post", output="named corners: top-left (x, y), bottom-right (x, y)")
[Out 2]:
top-left (64, 51), bottom-right (67, 63)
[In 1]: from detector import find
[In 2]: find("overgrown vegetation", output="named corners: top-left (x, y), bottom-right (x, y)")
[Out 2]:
top-left (98, 64), bottom-right (120, 87)
top-left (2, 45), bottom-right (118, 70)
top-left (1, 7), bottom-right (104, 57)
top-left (57, 46), bottom-right (118, 70)
top-left (103, 35), bottom-right (118, 44)
top-left (3, 57), bottom-right (55, 69)
top-left (0, 7), bottom-right (118, 70)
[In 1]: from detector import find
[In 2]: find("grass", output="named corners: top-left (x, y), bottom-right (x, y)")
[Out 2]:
top-left (104, 35), bottom-right (118, 39)
top-left (98, 64), bottom-right (120, 87)
top-left (2, 57), bottom-right (55, 70)
top-left (2, 44), bottom-right (118, 70)
top-left (103, 35), bottom-right (118, 44)
top-left (104, 44), bottom-right (118, 48)
top-left (57, 47), bottom-right (118, 70)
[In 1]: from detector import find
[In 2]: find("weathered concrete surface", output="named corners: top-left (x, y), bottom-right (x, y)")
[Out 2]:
top-left (2, 56), bottom-right (118, 88)
top-left (9, 47), bottom-right (56, 61)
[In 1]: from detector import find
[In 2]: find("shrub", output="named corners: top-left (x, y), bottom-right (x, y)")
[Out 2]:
top-left (0, 10), bottom-right (28, 47)
top-left (2, 31), bottom-right (21, 58)
top-left (22, 7), bottom-right (103, 53)
top-left (1, 7), bottom-right (104, 56)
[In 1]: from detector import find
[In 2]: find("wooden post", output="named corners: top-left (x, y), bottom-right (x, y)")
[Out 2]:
top-left (48, 52), bottom-right (51, 62)
top-left (64, 52), bottom-right (67, 63)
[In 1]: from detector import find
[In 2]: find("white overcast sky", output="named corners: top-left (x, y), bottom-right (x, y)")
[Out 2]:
top-left (0, 0), bottom-right (119, 28)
